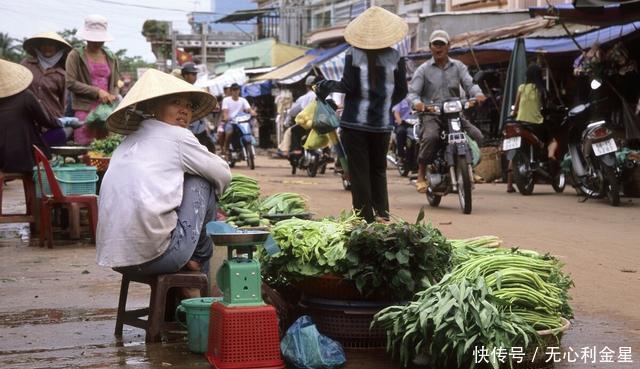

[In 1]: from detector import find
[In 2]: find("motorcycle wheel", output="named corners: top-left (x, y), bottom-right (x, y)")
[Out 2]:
top-left (228, 158), bottom-right (236, 168)
top-left (291, 165), bottom-right (296, 175)
top-left (604, 165), bottom-right (620, 207)
top-left (426, 187), bottom-right (441, 207)
top-left (307, 161), bottom-right (318, 177)
top-left (570, 161), bottom-right (605, 198)
top-left (513, 151), bottom-right (535, 195)
top-left (247, 149), bottom-right (255, 170)
top-left (456, 158), bottom-right (473, 214)
top-left (552, 172), bottom-right (566, 193)
top-left (319, 163), bottom-right (327, 174)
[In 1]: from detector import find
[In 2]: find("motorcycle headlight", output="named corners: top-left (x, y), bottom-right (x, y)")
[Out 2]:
top-left (443, 100), bottom-right (462, 113)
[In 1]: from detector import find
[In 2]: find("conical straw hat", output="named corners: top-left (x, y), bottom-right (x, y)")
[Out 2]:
top-left (344, 6), bottom-right (408, 50)
top-left (106, 69), bottom-right (217, 135)
top-left (0, 59), bottom-right (33, 98)
top-left (23, 32), bottom-right (72, 56)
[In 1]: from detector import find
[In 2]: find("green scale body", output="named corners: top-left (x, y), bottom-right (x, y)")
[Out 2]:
top-left (216, 244), bottom-right (265, 307)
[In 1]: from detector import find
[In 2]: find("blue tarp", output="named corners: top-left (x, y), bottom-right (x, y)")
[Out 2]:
top-left (457, 21), bottom-right (640, 54)
top-left (242, 80), bottom-right (273, 97)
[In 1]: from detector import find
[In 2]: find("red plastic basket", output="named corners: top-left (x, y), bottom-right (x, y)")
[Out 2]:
top-left (206, 303), bottom-right (285, 369)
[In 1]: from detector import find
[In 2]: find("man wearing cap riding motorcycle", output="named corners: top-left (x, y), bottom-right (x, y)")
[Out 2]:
top-left (408, 30), bottom-right (487, 193)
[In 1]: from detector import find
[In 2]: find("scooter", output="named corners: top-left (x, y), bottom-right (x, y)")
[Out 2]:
top-left (227, 113), bottom-right (256, 170)
top-left (501, 115), bottom-right (566, 195)
top-left (288, 125), bottom-right (331, 177)
top-left (419, 98), bottom-right (476, 214)
top-left (387, 112), bottom-right (419, 177)
top-left (565, 79), bottom-right (621, 206)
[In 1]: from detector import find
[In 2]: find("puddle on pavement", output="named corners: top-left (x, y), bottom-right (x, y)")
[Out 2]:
top-left (0, 308), bottom-right (116, 327)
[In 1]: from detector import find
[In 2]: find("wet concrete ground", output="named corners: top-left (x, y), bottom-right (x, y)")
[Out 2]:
top-left (1, 156), bottom-right (639, 368)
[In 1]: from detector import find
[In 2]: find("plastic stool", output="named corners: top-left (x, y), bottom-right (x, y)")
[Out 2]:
top-left (0, 172), bottom-right (36, 229)
top-left (206, 302), bottom-right (285, 369)
top-left (114, 271), bottom-right (209, 343)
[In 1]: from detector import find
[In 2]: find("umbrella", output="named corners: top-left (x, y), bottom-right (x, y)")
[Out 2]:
top-left (498, 37), bottom-right (527, 132)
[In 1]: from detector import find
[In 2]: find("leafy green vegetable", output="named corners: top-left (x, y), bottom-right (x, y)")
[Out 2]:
top-left (89, 134), bottom-right (123, 157)
top-left (338, 219), bottom-right (451, 300)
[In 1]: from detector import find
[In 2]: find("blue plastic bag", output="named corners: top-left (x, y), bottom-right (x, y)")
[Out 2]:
top-left (312, 100), bottom-right (340, 134)
top-left (281, 315), bottom-right (346, 369)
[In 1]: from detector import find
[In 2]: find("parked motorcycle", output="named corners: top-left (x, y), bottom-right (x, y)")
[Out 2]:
top-left (387, 112), bottom-right (419, 177)
top-left (564, 80), bottom-right (621, 206)
top-left (419, 98), bottom-right (476, 214)
top-left (226, 113), bottom-right (256, 170)
top-left (501, 117), bottom-right (566, 195)
top-left (288, 125), bottom-right (331, 177)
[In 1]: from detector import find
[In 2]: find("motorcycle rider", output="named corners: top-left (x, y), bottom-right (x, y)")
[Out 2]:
top-left (221, 83), bottom-right (256, 157)
top-left (278, 75), bottom-right (317, 157)
top-left (408, 30), bottom-right (486, 193)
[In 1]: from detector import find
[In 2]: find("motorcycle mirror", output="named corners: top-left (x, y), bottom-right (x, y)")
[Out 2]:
top-left (590, 79), bottom-right (602, 90)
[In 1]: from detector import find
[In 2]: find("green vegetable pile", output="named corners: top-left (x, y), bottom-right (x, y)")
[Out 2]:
top-left (89, 134), bottom-right (123, 157)
top-left (339, 218), bottom-right (451, 300)
top-left (374, 275), bottom-right (537, 368)
top-left (259, 213), bottom-right (362, 283)
top-left (220, 175), bottom-right (260, 211)
top-left (373, 238), bottom-right (574, 369)
top-left (258, 192), bottom-right (307, 215)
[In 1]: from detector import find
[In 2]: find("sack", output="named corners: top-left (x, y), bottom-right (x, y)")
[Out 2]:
top-left (303, 129), bottom-right (330, 150)
top-left (295, 100), bottom-right (317, 130)
top-left (465, 134), bottom-right (481, 167)
top-left (280, 315), bottom-right (346, 369)
top-left (86, 103), bottom-right (117, 129)
top-left (313, 100), bottom-right (340, 134)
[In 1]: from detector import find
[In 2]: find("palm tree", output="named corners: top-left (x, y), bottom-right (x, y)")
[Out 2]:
top-left (0, 32), bottom-right (22, 62)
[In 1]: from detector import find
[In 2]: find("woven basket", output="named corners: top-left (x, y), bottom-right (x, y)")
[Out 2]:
top-left (504, 318), bottom-right (571, 369)
top-left (82, 155), bottom-right (110, 172)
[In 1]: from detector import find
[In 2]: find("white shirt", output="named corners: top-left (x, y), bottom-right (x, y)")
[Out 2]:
top-left (96, 119), bottom-right (231, 268)
top-left (221, 96), bottom-right (251, 120)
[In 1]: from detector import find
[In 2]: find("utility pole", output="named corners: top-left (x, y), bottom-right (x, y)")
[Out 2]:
top-left (201, 22), bottom-right (208, 67)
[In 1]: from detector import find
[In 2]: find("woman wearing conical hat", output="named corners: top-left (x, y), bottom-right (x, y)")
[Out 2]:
top-left (21, 32), bottom-right (74, 147)
top-left (315, 6), bottom-right (408, 223)
top-left (96, 69), bottom-right (230, 288)
top-left (0, 59), bottom-right (60, 173)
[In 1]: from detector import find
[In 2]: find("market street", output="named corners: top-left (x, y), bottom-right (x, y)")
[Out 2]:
top-left (0, 155), bottom-right (638, 369)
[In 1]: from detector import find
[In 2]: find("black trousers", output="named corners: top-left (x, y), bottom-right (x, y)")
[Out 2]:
top-left (340, 127), bottom-right (391, 223)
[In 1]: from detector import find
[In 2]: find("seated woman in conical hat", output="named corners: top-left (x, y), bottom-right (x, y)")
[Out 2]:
top-left (96, 69), bottom-right (231, 297)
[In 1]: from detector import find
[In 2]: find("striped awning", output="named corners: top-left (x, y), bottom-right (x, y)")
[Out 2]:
top-left (254, 55), bottom-right (316, 81)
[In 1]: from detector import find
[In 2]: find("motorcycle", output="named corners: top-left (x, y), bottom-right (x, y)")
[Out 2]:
top-left (419, 98), bottom-right (476, 214)
top-left (288, 124), bottom-right (331, 177)
top-left (387, 112), bottom-right (419, 177)
top-left (564, 79), bottom-right (621, 206)
top-left (227, 113), bottom-right (256, 170)
top-left (501, 116), bottom-right (566, 195)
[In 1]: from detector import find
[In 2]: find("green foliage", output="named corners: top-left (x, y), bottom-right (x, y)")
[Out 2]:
top-left (59, 28), bottom-right (84, 49)
top-left (89, 135), bottom-right (123, 157)
top-left (339, 220), bottom-right (452, 301)
top-left (0, 32), bottom-right (24, 62)
top-left (141, 20), bottom-right (169, 40)
top-left (114, 49), bottom-right (153, 75)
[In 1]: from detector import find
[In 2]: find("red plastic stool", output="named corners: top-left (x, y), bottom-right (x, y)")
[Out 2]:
top-left (206, 303), bottom-right (285, 369)
top-left (0, 171), bottom-right (36, 229)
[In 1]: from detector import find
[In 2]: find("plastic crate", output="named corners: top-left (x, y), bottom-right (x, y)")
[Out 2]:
top-left (34, 164), bottom-right (99, 197)
top-left (206, 303), bottom-right (285, 369)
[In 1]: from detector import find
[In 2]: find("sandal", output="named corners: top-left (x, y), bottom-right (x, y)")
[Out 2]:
top-left (416, 180), bottom-right (428, 193)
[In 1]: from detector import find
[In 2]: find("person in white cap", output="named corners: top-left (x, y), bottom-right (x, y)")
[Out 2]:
top-left (65, 14), bottom-right (120, 145)
top-left (315, 6), bottom-right (409, 223)
top-left (96, 69), bottom-right (231, 292)
top-left (407, 29), bottom-right (486, 193)
top-left (220, 83), bottom-right (256, 157)
top-left (277, 75), bottom-right (317, 156)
